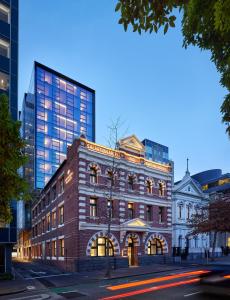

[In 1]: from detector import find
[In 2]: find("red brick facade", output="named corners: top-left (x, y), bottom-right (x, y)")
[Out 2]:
top-left (31, 136), bottom-right (173, 271)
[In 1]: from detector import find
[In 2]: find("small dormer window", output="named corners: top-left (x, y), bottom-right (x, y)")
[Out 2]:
top-left (188, 186), bottom-right (191, 192)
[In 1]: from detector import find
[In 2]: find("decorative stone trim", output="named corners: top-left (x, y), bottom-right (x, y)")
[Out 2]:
top-left (145, 233), bottom-right (169, 254)
top-left (125, 233), bottom-right (140, 246)
top-left (79, 161), bottom-right (86, 166)
top-left (86, 231), bottom-right (120, 256)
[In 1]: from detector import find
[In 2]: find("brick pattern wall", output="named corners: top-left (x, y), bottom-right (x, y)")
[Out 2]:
top-left (31, 138), bottom-right (173, 271)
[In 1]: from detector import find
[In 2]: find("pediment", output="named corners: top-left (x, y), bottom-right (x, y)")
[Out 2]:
top-left (118, 135), bottom-right (145, 153)
top-left (120, 218), bottom-right (149, 232)
top-left (174, 176), bottom-right (204, 198)
top-left (122, 218), bottom-right (148, 227)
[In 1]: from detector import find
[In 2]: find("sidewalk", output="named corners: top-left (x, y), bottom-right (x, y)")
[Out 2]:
top-left (0, 278), bottom-right (27, 296)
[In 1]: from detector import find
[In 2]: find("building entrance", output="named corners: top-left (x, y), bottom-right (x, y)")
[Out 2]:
top-left (128, 237), bottom-right (136, 266)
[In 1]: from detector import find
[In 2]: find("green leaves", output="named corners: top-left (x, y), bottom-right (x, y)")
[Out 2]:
top-left (115, 0), bottom-right (230, 138)
top-left (0, 94), bottom-right (30, 223)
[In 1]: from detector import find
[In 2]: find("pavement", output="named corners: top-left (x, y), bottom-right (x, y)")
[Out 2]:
top-left (1, 256), bottom-right (230, 297)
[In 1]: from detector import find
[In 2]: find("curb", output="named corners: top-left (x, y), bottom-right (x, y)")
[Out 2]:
top-left (103, 265), bottom-right (192, 280)
top-left (0, 288), bottom-right (27, 296)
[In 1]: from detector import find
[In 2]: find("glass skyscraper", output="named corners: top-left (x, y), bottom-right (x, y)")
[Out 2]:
top-left (142, 139), bottom-right (169, 165)
top-left (0, 0), bottom-right (18, 120)
top-left (23, 62), bottom-right (95, 190)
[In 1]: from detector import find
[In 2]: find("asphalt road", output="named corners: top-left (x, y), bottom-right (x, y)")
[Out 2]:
top-left (2, 261), bottom-right (230, 300)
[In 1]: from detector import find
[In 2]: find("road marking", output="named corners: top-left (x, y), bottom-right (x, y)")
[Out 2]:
top-left (107, 270), bottom-right (209, 291)
top-left (100, 278), bottom-right (200, 300)
top-left (26, 286), bottom-right (36, 290)
top-left (184, 291), bottom-right (201, 297)
top-left (30, 270), bottom-right (46, 275)
top-left (100, 285), bottom-right (110, 288)
top-left (25, 273), bottom-right (72, 280)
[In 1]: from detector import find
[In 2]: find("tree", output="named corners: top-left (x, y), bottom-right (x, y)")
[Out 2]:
top-left (189, 198), bottom-right (230, 258)
top-left (0, 94), bottom-right (30, 223)
top-left (115, 0), bottom-right (230, 137)
top-left (104, 118), bottom-right (123, 278)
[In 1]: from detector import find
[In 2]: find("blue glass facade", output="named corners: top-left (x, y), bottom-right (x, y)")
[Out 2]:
top-left (142, 139), bottom-right (169, 164)
top-left (0, 0), bottom-right (18, 120)
top-left (24, 62), bottom-right (95, 190)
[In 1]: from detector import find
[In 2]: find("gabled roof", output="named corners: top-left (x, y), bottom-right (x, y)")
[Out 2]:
top-left (173, 172), bottom-right (207, 199)
top-left (118, 135), bottom-right (145, 154)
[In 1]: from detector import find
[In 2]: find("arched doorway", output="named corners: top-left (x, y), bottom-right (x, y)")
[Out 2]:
top-left (125, 233), bottom-right (140, 266)
top-left (128, 237), bottom-right (135, 266)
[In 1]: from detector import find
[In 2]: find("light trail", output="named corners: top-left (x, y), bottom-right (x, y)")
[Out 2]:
top-left (107, 270), bottom-right (209, 291)
top-left (100, 278), bottom-right (200, 300)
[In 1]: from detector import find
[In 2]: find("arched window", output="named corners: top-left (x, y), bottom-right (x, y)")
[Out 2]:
top-left (147, 238), bottom-right (163, 255)
top-left (158, 182), bottom-right (165, 196)
top-left (146, 180), bottom-right (152, 194)
top-left (90, 167), bottom-right (98, 184)
top-left (128, 176), bottom-right (134, 190)
top-left (90, 237), bottom-right (114, 257)
top-left (178, 235), bottom-right (182, 248)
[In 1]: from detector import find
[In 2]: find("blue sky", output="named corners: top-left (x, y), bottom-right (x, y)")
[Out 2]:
top-left (19, 0), bottom-right (230, 181)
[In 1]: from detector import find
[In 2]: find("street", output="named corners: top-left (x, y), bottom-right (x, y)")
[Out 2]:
top-left (1, 261), bottom-right (230, 300)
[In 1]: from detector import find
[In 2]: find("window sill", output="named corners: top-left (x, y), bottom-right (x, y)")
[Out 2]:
top-left (58, 224), bottom-right (64, 228)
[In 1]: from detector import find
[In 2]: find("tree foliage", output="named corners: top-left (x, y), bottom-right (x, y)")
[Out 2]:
top-left (189, 197), bottom-right (230, 256)
top-left (0, 94), bottom-right (30, 223)
top-left (115, 0), bottom-right (230, 137)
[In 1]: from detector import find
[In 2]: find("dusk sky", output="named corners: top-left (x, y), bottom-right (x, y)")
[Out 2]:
top-left (19, 0), bottom-right (230, 181)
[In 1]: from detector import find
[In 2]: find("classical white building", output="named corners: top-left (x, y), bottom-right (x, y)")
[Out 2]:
top-left (172, 169), bottom-right (210, 259)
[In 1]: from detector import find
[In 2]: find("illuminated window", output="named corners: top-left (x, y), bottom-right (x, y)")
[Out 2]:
top-left (128, 202), bottom-right (134, 219)
top-left (159, 207), bottom-right (164, 223)
top-left (52, 211), bottom-right (56, 228)
top-left (52, 240), bottom-right (57, 256)
top-left (90, 237), bottom-right (114, 257)
top-left (146, 180), bottom-right (152, 194)
top-left (0, 38), bottom-right (9, 58)
top-left (147, 238), bottom-right (163, 255)
top-left (47, 214), bottom-right (51, 231)
top-left (59, 79), bottom-right (66, 91)
top-left (44, 72), bottom-right (52, 84)
top-left (90, 167), bottom-right (98, 184)
top-left (60, 239), bottom-right (64, 257)
top-left (59, 206), bottom-right (64, 224)
top-left (146, 205), bottom-right (152, 221)
top-left (0, 71), bottom-right (9, 90)
top-left (0, 4), bottom-right (10, 23)
top-left (90, 198), bottom-right (97, 217)
top-left (158, 182), bottom-right (165, 196)
top-left (80, 91), bottom-right (87, 100)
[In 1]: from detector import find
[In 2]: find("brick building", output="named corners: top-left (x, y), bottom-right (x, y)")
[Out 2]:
top-left (31, 135), bottom-right (173, 271)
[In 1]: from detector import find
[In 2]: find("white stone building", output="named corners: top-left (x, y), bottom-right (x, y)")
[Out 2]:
top-left (172, 169), bottom-right (210, 259)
